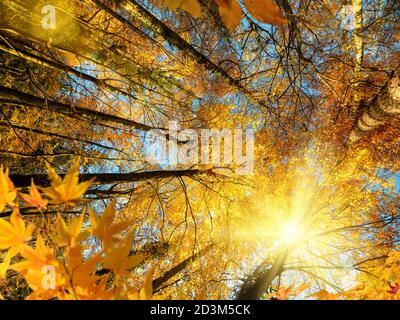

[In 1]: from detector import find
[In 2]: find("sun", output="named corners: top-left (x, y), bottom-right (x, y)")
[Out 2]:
top-left (279, 219), bottom-right (306, 245)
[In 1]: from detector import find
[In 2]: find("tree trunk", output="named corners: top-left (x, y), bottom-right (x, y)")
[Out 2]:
top-left (349, 66), bottom-right (400, 143)
top-left (237, 248), bottom-right (288, 300)
top-left (9, 169), bottom-right (215, 188)
top-left (0, 85), bottom-right (161, 132)
top-left (152, 244), bottom-right (213, 292)
top-left (121, 0), bottom-right (246, 91)
top-left (0, 38), bottom-right (139, 102)
top-left (351, 0), bottom-right (364, 112)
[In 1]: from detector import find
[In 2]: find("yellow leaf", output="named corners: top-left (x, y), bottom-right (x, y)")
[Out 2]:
top-left (55, 211), bottom-right (89, 248)
top-left (307, 290), bottom-right (337, 300)
top-left (69, 250), bottom-right (101, 290)
top-left (42, 158), bottom-right (94, 206)
top-left (0, 166), bottom-right (17, 212)
top-left (12, 235), bottom-right (64, 292)
top-left (243, 0), bottom-right (288, 25)
top-left (20, 180), bottom-right (48, 210)
top-left (165, 0), bottom-right (202, 18)
top-left (0, 209), bottom-right (33, 257)
top-left (89, 203), bottom-right (129, 248)
top-left (103, 232), bottom-right (145, 276)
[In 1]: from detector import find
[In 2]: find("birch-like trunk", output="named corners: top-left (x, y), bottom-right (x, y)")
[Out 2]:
top-left (349, 67), bottom-right (400, 143)
top-left (351, 0), bottom-right (364, 112)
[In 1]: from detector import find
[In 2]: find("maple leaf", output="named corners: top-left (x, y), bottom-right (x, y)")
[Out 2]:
top-left (12, 235), bottom-right (65, 293)
top-left (20, 180), bottom-right (48, 210)
top-left (243, 0), bottom-right (288, 25)
top-left (55, 211), bottom-right (90, 248)
top-left (0, 166), bottom-right (17, 212)
top-left (307, 289), bottom-right (337, 300)
top-left (76, 276), bottom-right (114, 300)
top-left (0, 209), bottom-right (34, 259)
top-left (165, 0), bottom-right (202, 18)
top-left (42, 159), bottom-right (94, 206)
top-left (66, 246), bottom-right (103, 296)
top-left (103, 233), bottom-right (145, 276)
top-left (269, 282), bottom-right (310, 300)
top-left (89, 203), bottom-right (130, 249)
top-left (215, 0), bottom-right (243, 31)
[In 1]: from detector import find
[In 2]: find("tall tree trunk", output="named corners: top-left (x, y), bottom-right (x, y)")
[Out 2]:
top-left (9, 169), bottom-right (216, 188)
top-left (120, 0), bottom-right (246, 91)
top-left (237, 248), bottom-right (288, 300)
top-left (0, 38), bottom-right (139, 102)
top-left (349, 66), bottom-right (400, 143)
top-left (152, 244), bottom-right (213, 292)
top-left (0, 122), bottom-right (122, 153)
top-left (351, 0), bottom-right (364, 112)
top-left (0, 86), bottom-right (161, 132)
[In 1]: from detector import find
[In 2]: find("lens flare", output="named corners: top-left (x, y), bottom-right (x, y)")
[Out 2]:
top-left (279, 219), bottom-right (306, 245)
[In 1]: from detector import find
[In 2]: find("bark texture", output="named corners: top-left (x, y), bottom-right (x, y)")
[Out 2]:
top-left (9, 169), bottom-right (215, 188)
top-left (351, 0), bottom-right (364, 112)
top-left (0, 86), bottom-right (160, 132)
top-left (237, 249), bottom-right (288, 300)
top-left (349, 67), bottom-right (400, 143)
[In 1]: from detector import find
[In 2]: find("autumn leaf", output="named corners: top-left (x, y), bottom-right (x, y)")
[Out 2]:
top-left (12, 235), bottom-right (64, 293)
top-left (89, 203), bottom-right (130, 248)
top-left (215, 0), bottom-right (243, 31)
top-left (195, 287), bottom-right (207, 300)
top-left (67, 247), bottom-right (102, 295)
top-left (165, 0), bottom-right (202, 18)
top-left (0, 209), bottom-right (34, 258)
top-left (20, 180), bottom-right (48, 210)
top-left (307, 289), bottom-right (337, 300)
top-left (243, 0), bottom-right (288, 25)
top-left (0, 166), bottom-right (17, 212)
top-left (55, 211), bottom-right (90, 248)
top-left (42, 159), bottom-right (94, 206)
top-left (103, 233), bottom-right (145, 276)
top-left (269, 282), bottom-right (310, 300)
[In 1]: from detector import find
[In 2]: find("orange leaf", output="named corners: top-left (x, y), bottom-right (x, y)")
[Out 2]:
top-left (165, 0), bottom-right (202, 18)
top-left (0, 209), bottom-right (33, 258)
top-left (139, 267), bottom-right (155, 300)
top-left (42, 158), bottom-right (94, 206)
top-left (103, 232), bottom-right (145, 276)
top-left (216, 0), bottom-right (243, 31)
top-left (21, 180), bottom-right (48, 210)
top-left (12, 235), bottom-right (64, 292)
top-left (55, 211), bottom-right (89, 248)
top-left (89, 203), bottom-right (130, 249)
top-left (307, 289), bottom-right (337, 300)
top-left (243, 0), bottom-right (288, 25)
top-left (0, 166), bottom-right (17, 212)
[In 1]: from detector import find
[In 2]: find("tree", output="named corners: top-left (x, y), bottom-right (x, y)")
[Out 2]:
top-left (0, 0), bottom-right (399, 300)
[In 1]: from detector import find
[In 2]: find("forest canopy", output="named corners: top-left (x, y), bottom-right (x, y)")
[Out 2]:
top-left (0, 0), bottom-right (399, 300)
